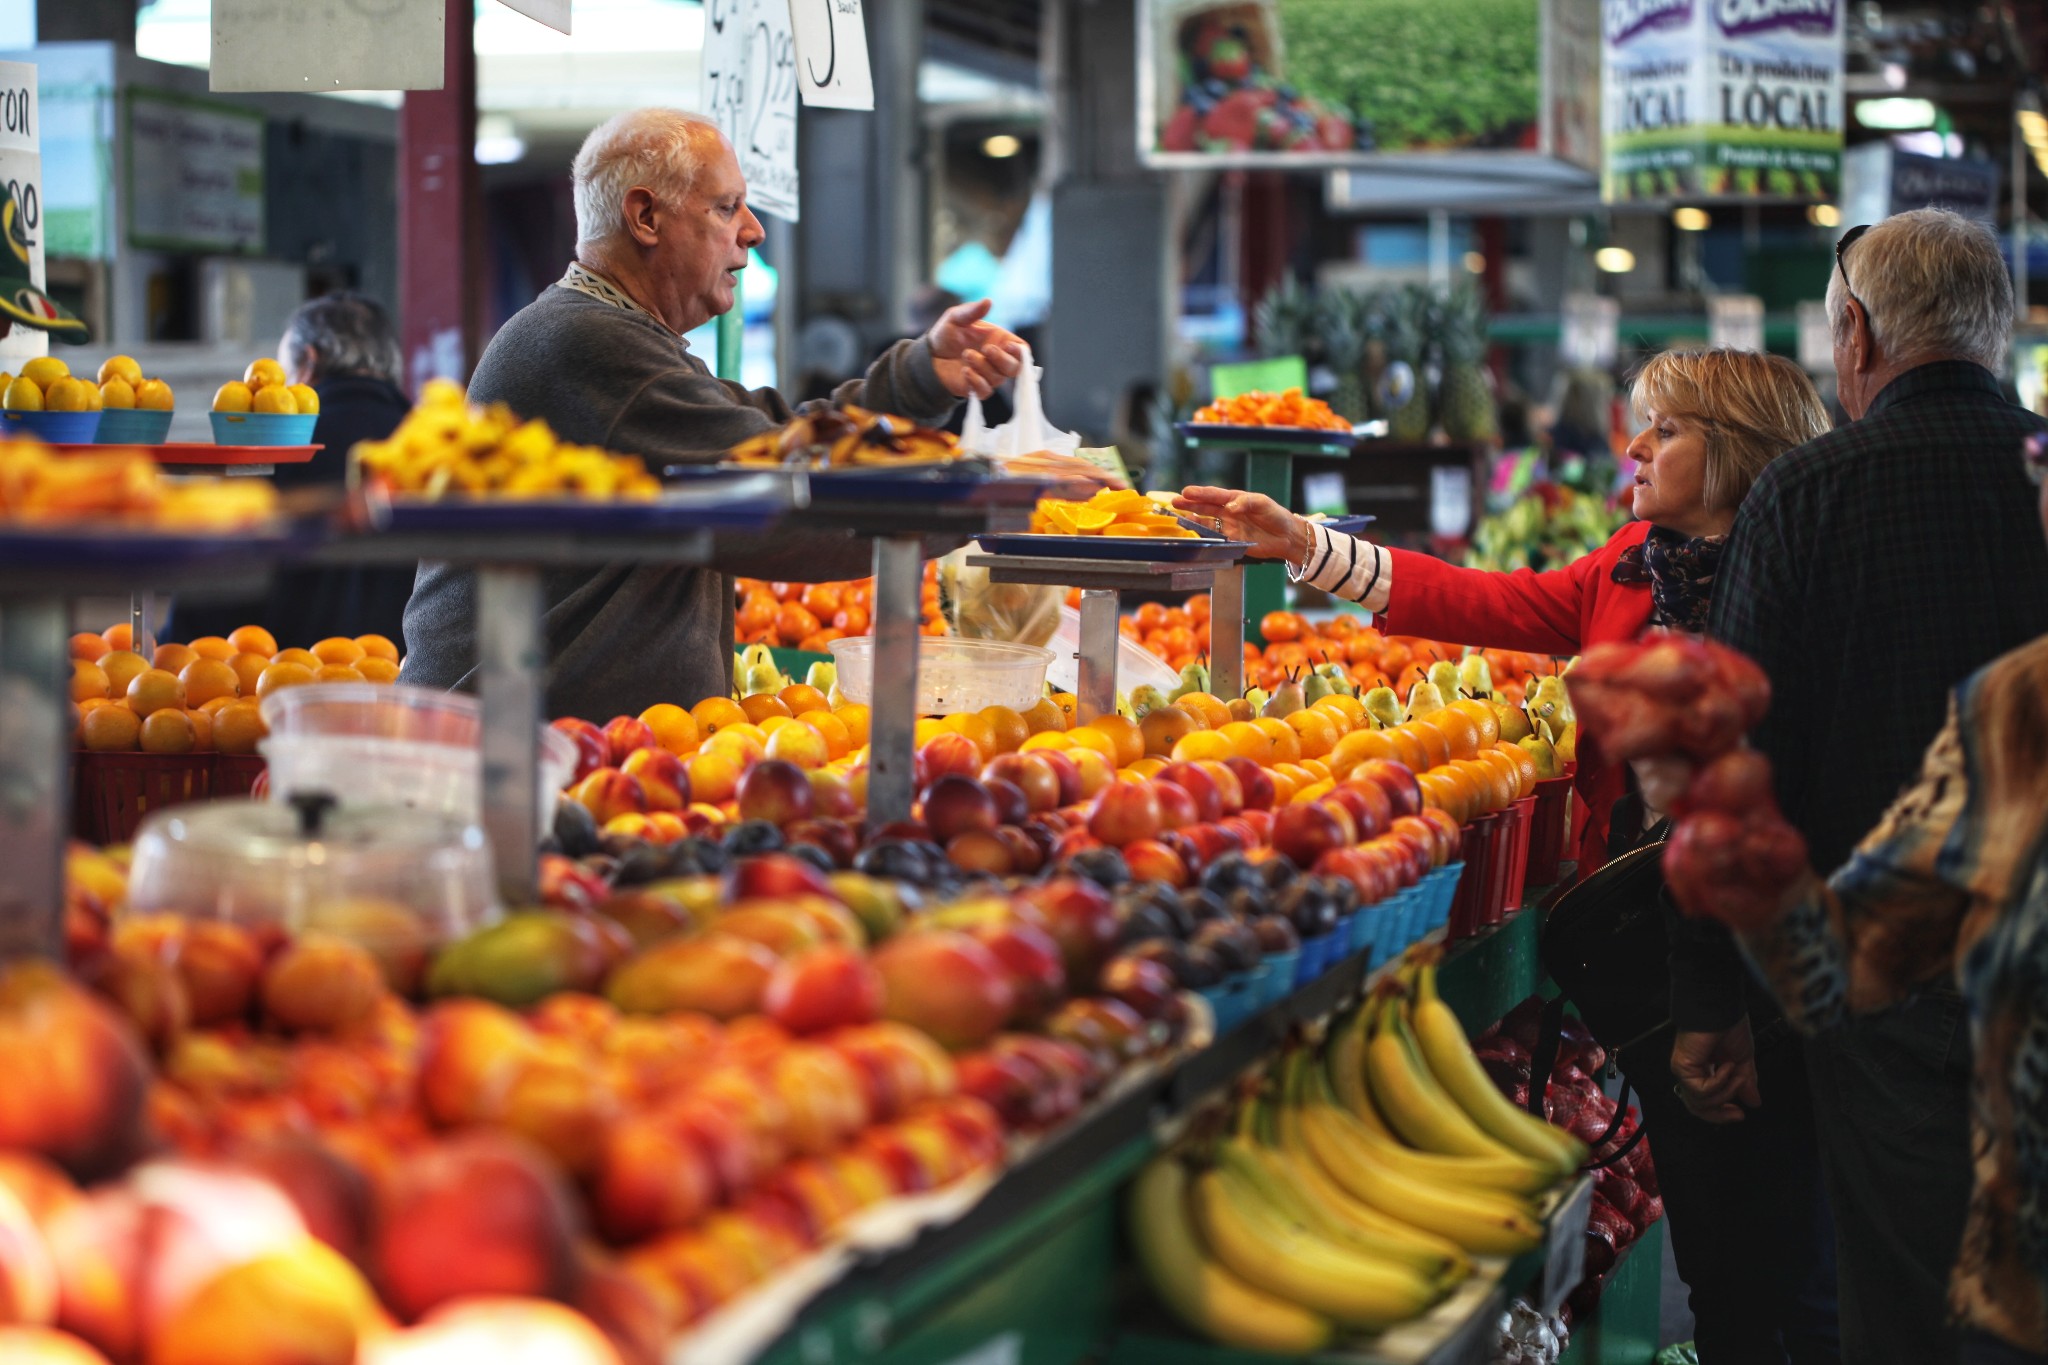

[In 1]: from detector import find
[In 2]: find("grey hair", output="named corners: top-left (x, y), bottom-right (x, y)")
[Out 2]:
top-left (1827, 207), bottom-right (2014, 372)
top-left (280, 292), bottom-right (401, 385)
top-left (572, 108), bottom-right (721, 248)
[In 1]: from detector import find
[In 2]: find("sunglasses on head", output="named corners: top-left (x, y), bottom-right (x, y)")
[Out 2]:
top-left (1834, 223), bottom-right (1871, 318)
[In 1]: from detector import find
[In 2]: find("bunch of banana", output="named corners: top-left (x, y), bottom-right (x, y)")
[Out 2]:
top-left (354, 380), bottom-right (660, 500)
top-left (726, 403), bottom-right (961, 469)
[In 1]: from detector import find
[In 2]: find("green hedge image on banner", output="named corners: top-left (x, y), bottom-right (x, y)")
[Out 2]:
top-left (1278, 0), bottom-right (1540, 150)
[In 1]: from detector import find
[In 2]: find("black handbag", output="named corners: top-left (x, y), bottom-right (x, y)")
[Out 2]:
top-left (1536, 829), bottom-right (1674, 1057)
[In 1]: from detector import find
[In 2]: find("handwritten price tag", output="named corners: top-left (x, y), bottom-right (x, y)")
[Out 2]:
top-left (702, 0), bottom-right (800, 221)
top-left (1536, 1175), bottom-right (1594, 1315)
top-left (790, 0), bottom-right (874, 110)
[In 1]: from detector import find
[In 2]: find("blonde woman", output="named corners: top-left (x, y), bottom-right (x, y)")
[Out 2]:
top-left (1178, 348), bottom-right (1843, 1364)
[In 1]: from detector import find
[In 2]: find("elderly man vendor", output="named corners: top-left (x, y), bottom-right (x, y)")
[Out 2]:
top-left (401, 108), bottom-right (1041, 719)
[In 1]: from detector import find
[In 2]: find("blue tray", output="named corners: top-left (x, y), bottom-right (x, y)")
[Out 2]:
top-left (974, 533), bottom-right (1252, 564)
top-left (370, 471), bottom-right (795, 535)
top-left (1176, 421), bottom-right (1357, 452)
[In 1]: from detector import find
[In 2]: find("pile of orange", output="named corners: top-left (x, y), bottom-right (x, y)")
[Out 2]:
top-left (733, 568), bottom-right (947, 652)
top-left (68, 623), bottom-right (401, 756)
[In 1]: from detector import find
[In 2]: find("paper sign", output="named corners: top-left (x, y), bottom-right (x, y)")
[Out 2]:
top-left (0, 62), bottom-right (48, 365)
top-left (703, 0), bottom-right (800, 221)
top-left (126, 89), bottom-right (264, 253)
top-left (0, 61), bottom-right (37, 154)
top-left (790, 0), bottom-right (874, 111)
top-left (1797, 298), bottom-right (1834, 372)
top-left (1212, 355), bottom-right (1308, 399)
top-left (493, 0), bottom-right (570, 35)
top-left (1707, 293), bottom-right (1765, 353)
top-left (1560, 292), bottom-right (1619, 369)
top-left (211, 0), bottom-right (445, 93)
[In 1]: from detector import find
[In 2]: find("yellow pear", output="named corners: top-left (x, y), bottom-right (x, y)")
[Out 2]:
top-left (97, 355), bottom-right (144, 387)
top-left (287, 384), bottom-right (320, 416)
top-left (20, 357), bottom-right (68, 389)
top-left (100, 378), bottom-right (137, 409)
top-left (4, 375), bottom-right (44, 411)
top-left (213, 381), bottom-right (254, 413)
top-left (252, 385), bottom-right (298, 415)
top-left (135, 379), bottom-right (175, 411)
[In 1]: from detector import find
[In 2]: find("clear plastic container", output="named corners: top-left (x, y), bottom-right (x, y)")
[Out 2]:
top-left (828, 636), bottom-right (1053, 715)
top-left (1045, 603), bottom-right (1180, 697)
top-left (258, 682), bottom-right (576, 828)
top-left (126, 795), bottom-right (498, 969)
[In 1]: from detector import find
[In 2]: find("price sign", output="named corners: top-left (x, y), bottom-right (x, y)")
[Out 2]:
top-left (0, 60), bottom-right (47, 365)
top-left (1708, 293), bottom-right (1766, 354)
top-left (790, 0), bottom-right (874, 110)
top-left (1797, 299), bottom-right (1835, 373)
top-left (1536, 1175), bottom-right (1594, 1315)
top-left (702, 0), bottom-right (800, 221)
top-left (1560, 292), bottom-right (1619, 369)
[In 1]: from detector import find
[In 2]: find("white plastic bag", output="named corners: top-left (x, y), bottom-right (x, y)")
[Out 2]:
top-left (960, 344), bottom-right (1080, 459)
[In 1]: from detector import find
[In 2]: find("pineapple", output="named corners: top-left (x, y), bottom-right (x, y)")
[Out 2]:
top-left (1253, 278), bottom-right (1319, 363)
top-left (1383, 285), bottom-right (1434, 443)
top-left (1314, 289), bottom-right (1370, 423)
top-left (1438, 283), bottom-right (1498, 444)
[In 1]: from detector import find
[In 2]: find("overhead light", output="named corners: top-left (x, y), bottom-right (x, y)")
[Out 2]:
top-left (982, 134), bottom-right (1022, 159)
top-left (1594, 247), bottom-right (1636, 274)
top-left (1462, 251), bottom-right (1486, 274)
top-left (1882, 62), bottom-right (1908, 90)
top-left (1893, 130), bottom-right (1945, 157)
top-left (1856, 98), bottom-right (1937, 130)
top-left (1808, 203), bottom-right (1842, 227)
top-left (1672, 207), bottom-right (1710, 231)
top-left (475, 114), bottom-right (526, 165)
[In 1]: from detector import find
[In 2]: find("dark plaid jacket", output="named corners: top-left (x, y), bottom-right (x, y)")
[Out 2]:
top-left (1674, 360), bottom-right (2048, 1031)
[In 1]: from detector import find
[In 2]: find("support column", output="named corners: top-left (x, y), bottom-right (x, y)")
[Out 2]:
top-left (398, 0), bottom-right (481, 389)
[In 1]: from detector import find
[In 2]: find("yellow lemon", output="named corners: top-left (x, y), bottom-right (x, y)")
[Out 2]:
top-left (97, 355), bottom-right (144, 387)
top-left (213, 381), bottom-right (254, 413)
top-left (44, 378), bottom-right (91, 413)
top-left (100, 378), bottom-right (137, 409)
top-left (20, 357), bottom-right (68, 389)
top-left (135, 379), bottom-right (176, 411)
top-left (243, 358), bottom-right (287, 391)
top-left (252, 385), bottom-right (298, 415)
top-left (287, 384), bottom-right (320, 416)
top-left (3, 376), bottom-right (43, 411)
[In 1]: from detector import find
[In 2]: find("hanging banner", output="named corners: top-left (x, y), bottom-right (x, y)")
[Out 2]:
top-left (0, 60), bottom-right (49, 364)
top-left (1602, 0), bottom-right (1844, 204)
top-left (210, 0), bottom-right (445, 93)
top-left (790, 0), bottom-right (875, 111)
top-left (702, 0), bottom-right (799, 220)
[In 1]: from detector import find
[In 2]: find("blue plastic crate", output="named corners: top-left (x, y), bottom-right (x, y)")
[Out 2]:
top-left (1257, 950), bottom-right (1300, 1006)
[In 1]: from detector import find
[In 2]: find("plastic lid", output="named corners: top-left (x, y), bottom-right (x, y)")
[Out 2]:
top-left (125, 795), bottom-right (499, 947)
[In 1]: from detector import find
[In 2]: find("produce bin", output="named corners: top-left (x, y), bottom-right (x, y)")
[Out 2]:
top-left (1449, 814), bottom-right (1500, 939)
top-left (1494, 794), bottom-right (1536, 922)
top-left (1528, 773), bottom-right (1575, 887)
top-left (72, 751), bottom-right (216, 843)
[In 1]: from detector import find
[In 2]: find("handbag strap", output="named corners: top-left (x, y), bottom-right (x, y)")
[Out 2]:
top-left (1529, 992), bottom-right (1650, 1170)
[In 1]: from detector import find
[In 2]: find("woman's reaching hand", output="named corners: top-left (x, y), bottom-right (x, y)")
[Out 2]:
top-left (1172, 486), bottom-right (1306, 562)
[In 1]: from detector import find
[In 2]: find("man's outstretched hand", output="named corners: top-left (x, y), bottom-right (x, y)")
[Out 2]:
top-left (928, 298), bottom-right (1025, 401)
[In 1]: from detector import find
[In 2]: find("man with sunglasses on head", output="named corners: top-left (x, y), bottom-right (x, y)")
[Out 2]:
top-left (1674, 208), bottom-right (2048, 1363)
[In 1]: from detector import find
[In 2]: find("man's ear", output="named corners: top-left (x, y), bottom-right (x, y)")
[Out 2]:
top-left (622, 186), bottom-right (662, 248)
top-left (1844, 297), bottom-right (1874, 375)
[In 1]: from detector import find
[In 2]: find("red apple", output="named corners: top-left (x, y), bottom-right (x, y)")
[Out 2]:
top-left (603, 715), bottom-right (659, 765)
top-left (1223, 756), bottom-right (1276, 812)
top-left (967, 920), bottom-right (1066, 1024)
top-left (1352, 759), bottom-right (1423, 819)
top-left (785, 818), bottom-right (860, 869)
top-left (954, 1050), bottom-right (1062, 1130)
top-left (763, 946), bottom-right (884, 1035)
top-left (983, 754), bottom-right (1059, 814)
top-left (1087, 777), bottom-right (1163, 847)
top-left (915, 734), bottom-right (982, 789)
top-left (1158, 763), bottom-right (1223, 823)
top-left (1180, 822), bottom-right (1245, 871)
top-left (550, 718), bottom-right (608, 785)
top-left (871, 932), bottom-right (1015, 1052)
top-left (736, 760), bottom-right (814, 826)
top-left (1329, 778), bottom-right (1393, 841)
top-left (921, 775), bottom-right (998, 843)
top-left (1012, 877), bottom-right (1119, 982)
top-left (1271, 802), bottom-right (1348, 870)
top-left (1122, 839), bottom-right (1191, 888)
top-left (1097, 954), bottom-right (1180, 1022)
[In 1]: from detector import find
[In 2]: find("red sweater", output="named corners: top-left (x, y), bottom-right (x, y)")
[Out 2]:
top-left (1376, 520), bottom-right (1654, 875)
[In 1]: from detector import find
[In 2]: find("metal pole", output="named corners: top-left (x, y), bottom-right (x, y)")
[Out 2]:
top-left (866, 535), bottom-right (924, 827)
top-left (1208, 564), bottom-right (1245, 702)
top-left (1075, 589), bottom-right (1120, 723)
top-left (0, 599), bottom-right (69, 959)
top-left (476, 565), bottom-right (544, 904)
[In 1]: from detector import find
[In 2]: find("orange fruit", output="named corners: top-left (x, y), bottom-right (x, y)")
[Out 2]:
top-left (151, 642), bottom-right (196, 674)
top-left (756, 714), bottom-right (796, 736)
top-left (1417, 769), bottom-right (1467, 824)
top-left (1285, 707), bottom-right (1339, 760)
top-left (1268, 768), bottom-right (1299, 804)
top-left (1019, 730), bottom-right (1073, 754)
top-left (1398, 720), bottom-right (1451, 770)
top-left (1475, 749), bottom-right (1525, 807)
top-left (196, 695), bottom-right (238, 716)
top-left (799, 710), bottom-right (852, 759)
top-left (179, 658), bottom-right (241, 707)
top-left (1424, 707), bottom-right (1481, 762)
top-left (213, 701), bottom-right (266, 755)
top-left (311, 637), bottom-right (365, 666)
top-left (942, 711), bottom-right (1001, 761)
top-left (1251, 717), bottom-right (1301, 765)
top-left (70, 632), bottom-right (110, 662)
top-left (227, 625), bottom-right (278, 657)
top-left (354, 634), bottom-right (400, 663)
top-left (1454, 757), bottom-right (1511, 814)
top-left (314, 664), bottom-right (364, 683)
top-left (1328, 727), bottom-right (1399, 779)
top-left (228, 653), bottom-right (270, 695)
top-left (833, 703), bottom-right (871, 749)
top-left (126, 668), bottom-right (185, 717)
top-left (1140, 705), bottom-right (1198, 757)
top-left (186, 708), bottom-right (214, 752)
top-left (1497, 742), bottom-right (1539, 799)
top-left (685, 748), bottom-right (743, 803)
top-left (777, 684), bottom-right (830, 716)
top-left (1084, 714), bottom-right (1145, 768)
top-left (705, 724), bottom-right (766, 766)
top-left (1049, 693), bottom-right (1080, 726)
top-left (101, 622), bottom-right (133, 651)
top-left (691, 696), bottom-right (749, 737)
top-left (914, 717), bottom-right (950, 748)
top-left (1021, 698), bottom-right (1067, 734)
top-left (97, 650), bottom-right (150, 698)
top-left (978, 705), bottom-right (1029, 755)
top-left (1174, 693), bottom-right (1231, 730)
top-left (639, 703), bottom-right (700, 755)
top-left (271, 648), bottom-right (320, 671)
top-left (1170, 730), bottom-right (1235, 765)
top-left (739, 693), bottom-right (792, 725)
top-left (80, 705), bottom-right (142, 752)
top-left (357, 658), bottom-right (400, 684)
top-left (187, 635), bottom-right (237, 662)
top-left (1218, 721), bottom-right (1273, 765)
top-left (71, 661), bottom-right (109, 703)
top-left (138, 708), bottom-right (195, 755)
top-left (1450, 697), bottom-right (1500, 747)
top-left (1062, 726), bottom-right (1119, 762)
top-left (1124, 757), bottom-right (1168, 780)
top-left (256, 662), bottom-right (317, 698)
top-left (1298, 758), bottom-right (1332, 783)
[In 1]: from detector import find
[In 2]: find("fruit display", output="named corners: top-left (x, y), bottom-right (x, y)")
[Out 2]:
top-left (210, 357), bottom-right (319, 418)
top-left (352, 381), bottom-right (661, 500)
top-left (1, 356), bottom-right (105, 414)
top-left (1027, 488), bottom-right (1202, 539)
top-left (1127, 954), bottom-right (1587, 1350)
top-left (69, 623), bottom-right (400, 756)
top-left (732, 571), bottom-right (945, 651)
top-left (0, 442), bottom-right (278, 531)
top-left (1190, 387), bottom-right (1350, 432)
top-left (91, 356), bottom-right (176, 413)
top-left (1468, 482), bottom-right (1629, 575)
top-left (726, 404), bottom-right (962, 469)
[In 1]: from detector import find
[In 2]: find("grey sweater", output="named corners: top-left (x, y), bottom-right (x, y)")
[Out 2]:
top-left (399, 284), bottom-right (959, 721)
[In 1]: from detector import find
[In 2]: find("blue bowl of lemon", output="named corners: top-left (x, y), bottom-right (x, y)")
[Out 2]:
top-left (211, 358), bottom-right (319, 446)
top-left (2, 356), bottom-right (106, 443)
top-left (91, 355), bottom-right (176, 444)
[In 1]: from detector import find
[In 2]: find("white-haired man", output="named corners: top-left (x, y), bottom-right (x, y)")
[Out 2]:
top-left (402, 110), bottom-right (1032, 719)
top-left (1675, 208), bottom-right (2048, 1364)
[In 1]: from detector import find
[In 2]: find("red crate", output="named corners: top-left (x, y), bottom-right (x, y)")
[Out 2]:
top-left (212, 754), bottom-right (268, 799)
top-left (1496, 795), bottom-right (1536, 918)
top-left (1527, 774), bottom-right (1575, 888)
top-left (1448, 813), bottom-right (1500, 940)
top-left (72, 752), bottom-right (214, 844)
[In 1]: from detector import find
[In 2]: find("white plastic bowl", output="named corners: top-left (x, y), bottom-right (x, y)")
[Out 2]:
top-left (829, 635), bottom-right (1053, 715)
top-left (258, 682), bottom-right (576, 829)
top-left (1045, 603), bottom-right (1180, 697)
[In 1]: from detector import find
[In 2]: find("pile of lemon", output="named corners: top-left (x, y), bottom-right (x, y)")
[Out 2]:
top-left (213, 358), bottom-right (320, 417)
top-left (1029, 487), bottom-right (1202, 538)
top-left (1, 356), bottom-right (174, 413)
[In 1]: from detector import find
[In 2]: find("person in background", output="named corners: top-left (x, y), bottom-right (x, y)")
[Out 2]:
top-left (1176, 348), bottom-right (1841, 1365)
top-left (1693, 207), bottom-right (2048, 1365)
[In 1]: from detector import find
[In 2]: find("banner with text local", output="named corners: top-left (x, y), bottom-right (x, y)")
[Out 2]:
top-left (1602, 0), bottom-right (1843, 204)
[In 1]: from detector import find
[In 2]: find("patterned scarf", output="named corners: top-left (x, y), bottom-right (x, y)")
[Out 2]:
top-left (1611, 524), bottom-right (1727, 632)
